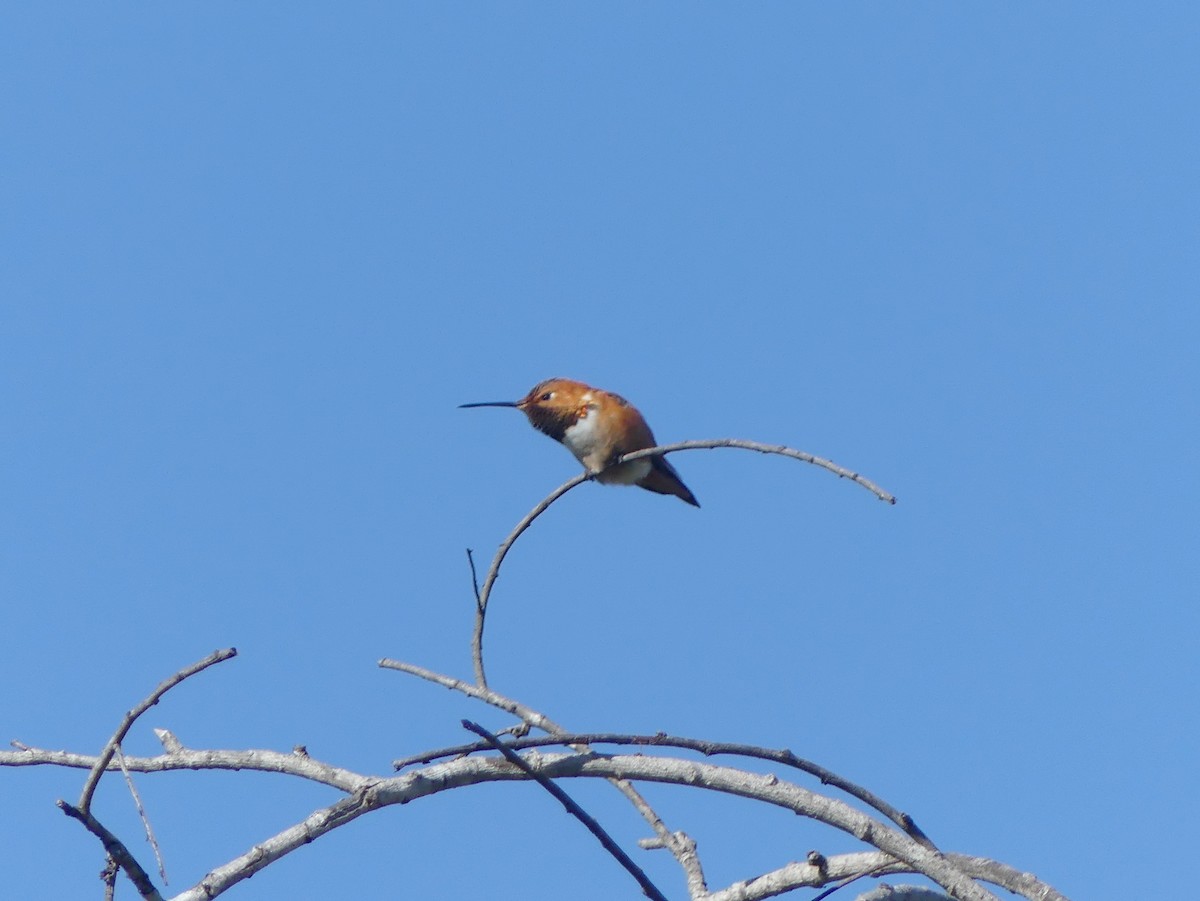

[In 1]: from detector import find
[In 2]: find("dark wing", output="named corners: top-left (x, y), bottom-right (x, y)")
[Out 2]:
top-left (638, 455), bottom-right (700, 507)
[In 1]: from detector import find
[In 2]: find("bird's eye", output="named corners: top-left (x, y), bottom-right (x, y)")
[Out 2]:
top-left (540, 392), bottom-right (553, 401)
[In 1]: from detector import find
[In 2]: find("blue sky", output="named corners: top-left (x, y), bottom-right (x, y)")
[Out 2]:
top-left (2, 3), bottom-right (1196, 899)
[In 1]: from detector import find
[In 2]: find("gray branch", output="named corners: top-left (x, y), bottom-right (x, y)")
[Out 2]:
top-left (78, 648), bottom-right (237, 813)
top-left (11, 738), bottom-right (1069, 901)
top-left (469, 437), bottom-right (895, 689)
top-left (3, 740), bottom-right (369, 793)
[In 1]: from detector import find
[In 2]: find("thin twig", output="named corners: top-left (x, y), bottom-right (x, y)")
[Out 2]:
top-left (115, 747), bottom-right (167, 882)
top-left (79, 648), bottom-right (237, 813)
top-left (618, 439), bottom-right (897, 505)
top-left (58, 801), bottom-right (165, 901)
top-left (378, 658), bottom-right (565, 733)
top-left (471, 473), bottom-right (589, 686)
top-left (391, 730), bottom-right (933, 849)
top-left (462, 720), bottom-right (670, 901)
top-left (470, 438), bottom-right (894, 690)
top-left (465, 548), bottom-right (482, 610)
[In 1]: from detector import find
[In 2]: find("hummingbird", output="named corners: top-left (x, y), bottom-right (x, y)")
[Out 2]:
top-left (460, 377), bottom-right (700, 507)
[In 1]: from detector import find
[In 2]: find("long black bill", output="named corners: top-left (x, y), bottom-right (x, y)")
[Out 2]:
top-left (458, 401), bottom-right (520, 409)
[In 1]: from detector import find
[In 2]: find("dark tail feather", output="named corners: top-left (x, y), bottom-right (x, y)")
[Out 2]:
top-left (638, 456), bottom-right (700, 507)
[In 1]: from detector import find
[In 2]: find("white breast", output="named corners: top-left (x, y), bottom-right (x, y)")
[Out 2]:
top-left (562, 399), bottom-right (602, 462)
top-left (563, 399), bottom-right (651, 485)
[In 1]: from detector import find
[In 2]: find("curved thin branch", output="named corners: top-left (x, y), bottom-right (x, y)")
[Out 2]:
top-left (390, 730), bottom-right (933, 849)
top-left (470, 439), bottom-right (894, 689)
top-left (618, 440), bottom-right (897, 505)
top-left (471, 473), bottom-right (589, 686)
top-left (79, 648), bottom-right (237, 813)
top-left (60, 650), bottom-right (238, 901)
top-left (11, 739), bottom-right (1066, 901)
top-left (378, 658), bottom-right (566, 733)
top-left (167, 751), bottom-right (999, 901)
top-left (115, 747), bottom-right (168, 882)
top-left (465, 753), bottom-right (984, 901)
top-left (171, 781), bottom-right (382, 901)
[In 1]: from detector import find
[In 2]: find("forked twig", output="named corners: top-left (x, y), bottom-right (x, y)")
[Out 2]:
top-left (471, 439), bottom-right (895, 688)
top-left (78, 648), bottom-right (237, 813)
top-left (471, 473), bottom-right (589, 685)
top-left (58, 801), bottom-right (165, 901)
top-left (65, 649), bottom-right (237, 899)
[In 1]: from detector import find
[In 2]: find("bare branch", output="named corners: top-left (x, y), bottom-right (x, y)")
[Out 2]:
top-left (15, 736), bottom-right (1066, 901)
top-left (378, 658), bottom-right (566, 733)
top-left (380, 659), bottom-right (708, 895)
top-left (2, 424), bottom-right (1068, 901)
top-left (464, 720), bottom-right (670, 901)
top-left (54, 650), bottom-right (238, 901)
top-left (4, 744), bottom-right (366, 792)
top-left (468, 438), bottom-right (894, 692)
top-left (170, 782), bottom-right (383, 901)
top-left (626, 790), bottom-right (708, 899)
top-left (705, 853), bottom-right (1072, 901)
top-left (79, 648), bottom-right (237, 813)
top-left (471, 473), bottom-right (589, 686)
top-left (618, 440), bottom-right (897, 505)
top-left (172, 751), bottom-right (1003, 901)
top-left (943, 857), bottom-right (1071, 901)
top-left (705, 851), bottom-right (899, 901)
top-left (116, 747), bottom-right (168, 882)
top-left (477, 753), bottom-right (988, 901)
top-left (58, 801), bottom-right (165, 901)
top-left (391, 731), bottom-right (932, 849)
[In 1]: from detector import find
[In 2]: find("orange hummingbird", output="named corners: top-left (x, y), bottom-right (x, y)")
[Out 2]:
top-left (460, 377), bottom-right (699, 507)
